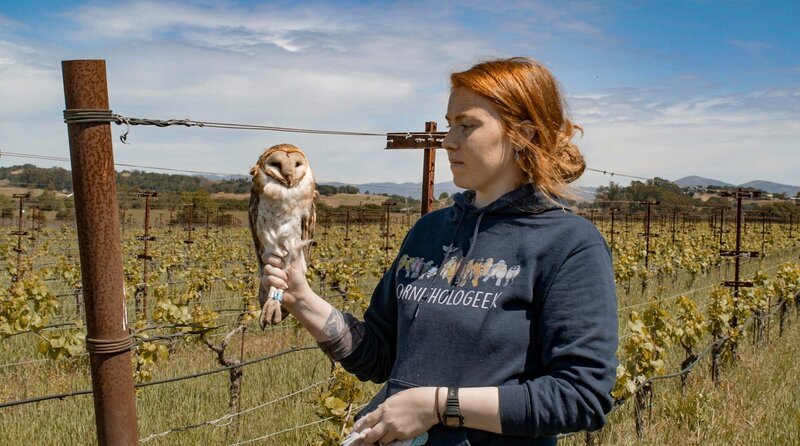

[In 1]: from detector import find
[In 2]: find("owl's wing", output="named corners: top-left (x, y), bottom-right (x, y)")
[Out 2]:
top-left (248, 188), bottom-right (264, 269)
top-left (248, 189), bottom-right (268, 310)
top-left (301, 190), bottom-right (317, 261)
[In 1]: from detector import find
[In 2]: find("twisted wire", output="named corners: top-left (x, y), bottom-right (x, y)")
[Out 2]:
top-left (63, 109), bottom-right (385, 144)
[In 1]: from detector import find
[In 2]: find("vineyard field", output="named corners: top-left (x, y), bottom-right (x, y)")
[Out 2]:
top-left (1, 213), bottom-right (799, 445)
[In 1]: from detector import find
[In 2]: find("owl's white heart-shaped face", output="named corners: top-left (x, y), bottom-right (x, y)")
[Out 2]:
top-left (261, 150), bottom-right (308, 187)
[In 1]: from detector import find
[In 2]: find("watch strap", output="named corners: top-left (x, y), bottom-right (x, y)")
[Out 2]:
top-left (443, 387), bottom-right (464, 428)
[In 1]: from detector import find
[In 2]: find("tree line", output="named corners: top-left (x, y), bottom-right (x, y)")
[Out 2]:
top-left (586, 178), bottom-right (799, 216)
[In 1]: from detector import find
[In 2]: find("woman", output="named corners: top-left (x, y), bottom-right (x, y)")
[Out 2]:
top-left (262, 57), bottom-right (619, 445)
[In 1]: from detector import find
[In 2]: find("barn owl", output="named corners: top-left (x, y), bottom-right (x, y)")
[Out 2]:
top-left (249, 144), bottom-right (316, 329)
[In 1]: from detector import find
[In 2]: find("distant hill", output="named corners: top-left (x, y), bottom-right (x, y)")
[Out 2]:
top-left (674, 176), bottom-right (733, 188)
top-left (674, 176), bottom-right (799, 196)
top-left (738, 181), bottom-right (800, 197)
top-left (572, 186), bottom-right (597, 201)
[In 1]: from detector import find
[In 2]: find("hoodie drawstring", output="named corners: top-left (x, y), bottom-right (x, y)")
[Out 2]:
top-left (464, 212), bottom-right (484, 261)
top-left (448, 211), bottom-right (485, 286)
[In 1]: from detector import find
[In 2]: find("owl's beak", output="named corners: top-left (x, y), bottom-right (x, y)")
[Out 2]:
top-left (284, 174), bottom-right (297, 187)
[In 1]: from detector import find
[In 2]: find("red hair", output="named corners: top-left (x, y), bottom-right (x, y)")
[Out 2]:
top-left (450, 57), bottom-right (585, 206)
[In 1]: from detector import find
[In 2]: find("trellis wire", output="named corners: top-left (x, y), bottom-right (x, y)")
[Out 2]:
top-left (139, 377), bottom-right (334, 443)
top-left (0, 345), bottom-right (319, 409)
top-left (229, 416), bottom-right (336, 446)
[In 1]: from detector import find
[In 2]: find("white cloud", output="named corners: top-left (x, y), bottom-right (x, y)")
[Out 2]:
top-left (572, 86), bottom-right (799, 186)
top-left (0, 13), bottom-right (22, 31)
top-left (729, 39), bottom-right (773, 51)
top-left (0, 41), bottom-right (62, 119)
top-left (0, 1), bottom-right (797, 192)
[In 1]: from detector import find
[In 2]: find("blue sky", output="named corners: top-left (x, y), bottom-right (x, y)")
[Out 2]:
top-left (0, 0), bottom-right (797, 190)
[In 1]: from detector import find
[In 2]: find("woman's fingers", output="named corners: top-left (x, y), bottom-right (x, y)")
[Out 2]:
top-left (265, 255), bottom-right (284, 268)
top-left (360, 422), bottom-right (389, 445)
top-left (261, 272), bottom-right (287, 291)
top-left (263, 264), bottom-right (287, 279)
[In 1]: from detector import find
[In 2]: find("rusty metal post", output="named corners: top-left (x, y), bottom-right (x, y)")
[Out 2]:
top-left (421, 121), bottom-right (437, 216)
top-left (62, 59), bottom-right (139, 445)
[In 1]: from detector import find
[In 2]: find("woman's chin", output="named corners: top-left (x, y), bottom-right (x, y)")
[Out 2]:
top-left (451, 176), bottom-right (473, 191)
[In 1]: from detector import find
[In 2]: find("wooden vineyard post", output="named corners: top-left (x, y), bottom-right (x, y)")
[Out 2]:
top-left (10, 192), bottom-right (30, 281)
top-left (344, 210), bottom-right (351, 244)
top-left (637, 201), bottom-right (659, 292)
top-left (382, 201), bottom-right (395, 272)
top-left (385, 122), bottom-right (447, 216)
top-left (28, 205), bottom-right (38, 242)
top-left (716, 189), bottom-right (760, 379)
top-left (62, 59), bottom-right (139, 445)
top-left (760, 212), bottom-right (769, 258)
top-left (184, 203), bottom-right (196, 246)
top-left (671, 209), bottom-right (678, 245)
top-left (422, 122), bottom-right (437, 215)
top-left (136, 192), bottom-right (157, 320)
top-left (120, 208), bottom-right (127, 235)
top-left (609, 208), bottom-right (620, 253)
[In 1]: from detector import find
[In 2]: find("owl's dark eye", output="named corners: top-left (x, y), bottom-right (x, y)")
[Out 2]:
top-left (295, 161), bottom-right (302, 167)
top-left (269, 162), bottom-right (281, 168)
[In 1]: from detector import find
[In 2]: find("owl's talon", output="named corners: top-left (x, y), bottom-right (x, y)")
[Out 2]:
top-left (260, 298), bottom-right (283, 329)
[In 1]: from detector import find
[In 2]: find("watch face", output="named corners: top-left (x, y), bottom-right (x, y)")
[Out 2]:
top-left (444, 416), bottom-right (460, 428)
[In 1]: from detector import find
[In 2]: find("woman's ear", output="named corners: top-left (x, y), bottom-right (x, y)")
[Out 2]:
top-left (519, 120), bottom-right (536, 142)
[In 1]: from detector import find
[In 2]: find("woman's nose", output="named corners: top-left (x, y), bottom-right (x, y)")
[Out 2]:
top-left (442, 129), bottom-right (457, 151)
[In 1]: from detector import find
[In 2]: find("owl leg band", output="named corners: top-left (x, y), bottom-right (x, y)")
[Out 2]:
top-left (268, 287), bottom-right (284, 302)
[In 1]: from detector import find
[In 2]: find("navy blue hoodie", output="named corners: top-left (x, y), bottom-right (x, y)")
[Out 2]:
top-left (334, 184), bottom-right (618, 445)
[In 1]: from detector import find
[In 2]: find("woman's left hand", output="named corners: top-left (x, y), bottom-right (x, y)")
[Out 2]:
top-left (354, 387), bottom-right (438, 445)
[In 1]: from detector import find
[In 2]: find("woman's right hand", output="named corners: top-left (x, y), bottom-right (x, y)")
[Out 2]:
top-left (261, 248), bottom-right (313, 309)
top-left (260, 248), bottom-right (337, 342)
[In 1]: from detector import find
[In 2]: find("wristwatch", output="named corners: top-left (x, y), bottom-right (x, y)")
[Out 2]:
top-left (442, 387), bottom-right (464, 428)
